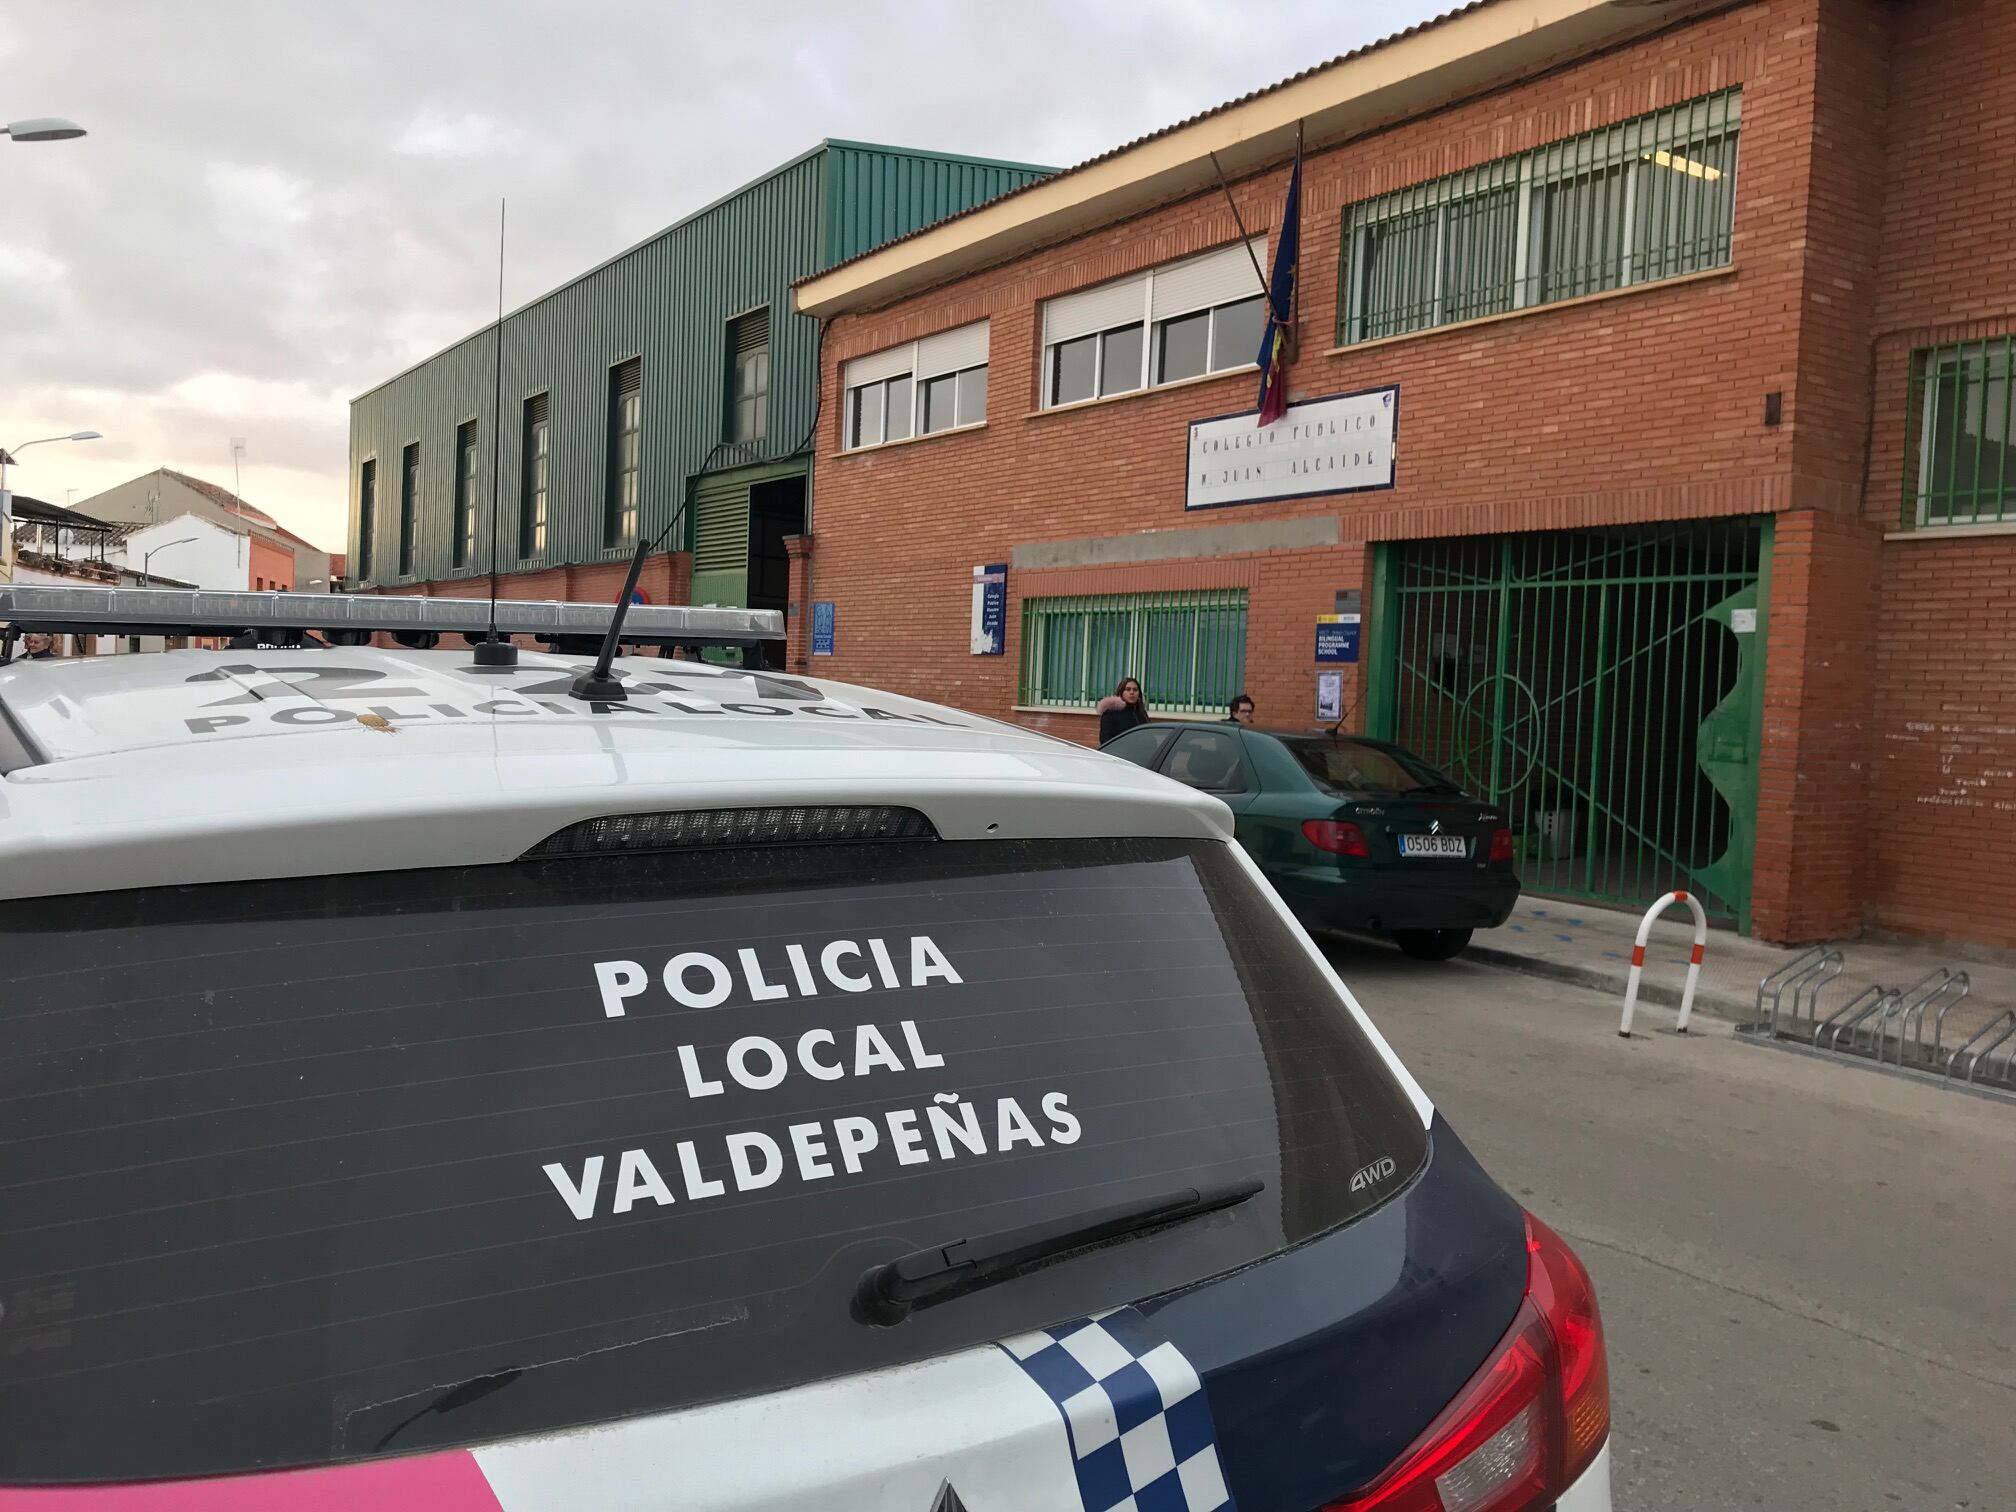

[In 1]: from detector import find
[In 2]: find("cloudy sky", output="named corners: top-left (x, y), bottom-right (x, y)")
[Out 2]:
top-left (2, 0), bottom-right (1444, 551)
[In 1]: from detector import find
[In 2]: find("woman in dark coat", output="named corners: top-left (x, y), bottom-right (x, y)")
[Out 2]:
top-left (1096, 676), bottom-right (1150, 745)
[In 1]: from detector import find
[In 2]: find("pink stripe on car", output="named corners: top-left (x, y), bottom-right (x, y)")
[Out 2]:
top-left (0, 1452), bottom-right (502, 1511)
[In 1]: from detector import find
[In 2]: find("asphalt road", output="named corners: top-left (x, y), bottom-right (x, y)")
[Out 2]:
top-left (1320, 935), bottom-right (2014, 1512)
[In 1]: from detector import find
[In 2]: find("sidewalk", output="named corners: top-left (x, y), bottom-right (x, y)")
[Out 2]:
top-left (1461, 893), bottom-right (2016, 1047)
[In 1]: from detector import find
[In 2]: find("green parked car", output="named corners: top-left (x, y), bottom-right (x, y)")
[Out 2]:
top-left (1101, 721), bottom-right (1520, 960)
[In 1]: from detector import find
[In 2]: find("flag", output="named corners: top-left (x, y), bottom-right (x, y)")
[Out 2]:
top-left (1254, 146), bottom-right (1302, 427)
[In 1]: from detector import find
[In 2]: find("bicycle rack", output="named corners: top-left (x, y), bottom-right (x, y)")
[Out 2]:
top-left (1946, 1010), bottom-right (2016, 1087)
top-left (1756, 947), bottom-right (1842, 1037)
top-left (1742, 949), bottom-right (2008, 1099)
top-left (1813, 985), bottom-right (1896, 1052)
top-left (1851, 988), bottom-right (1913, 1059)
top-left (1932, 980), bottom-right (1978, 1066)
top-left (1890, 969), bottom-right (1969, 1068)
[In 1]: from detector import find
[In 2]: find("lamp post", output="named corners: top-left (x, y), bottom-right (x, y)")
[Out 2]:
top-left (142, 537), bottom-right (196, 586)
top-left (3, 118), bottom-right (87, 143)
top-left (1, 431), bottom-right (102, 576)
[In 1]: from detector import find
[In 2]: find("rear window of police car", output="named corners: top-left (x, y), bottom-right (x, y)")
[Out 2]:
top-left (0, 834), bottom-right (1427, 1483)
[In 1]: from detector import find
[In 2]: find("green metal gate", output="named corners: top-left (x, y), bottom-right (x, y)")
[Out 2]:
top-left (1367, 519), bottom-right (1770, 930)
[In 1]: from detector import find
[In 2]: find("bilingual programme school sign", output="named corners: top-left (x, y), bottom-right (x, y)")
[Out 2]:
top-left (1186, 385), bottom-right (1398, 511)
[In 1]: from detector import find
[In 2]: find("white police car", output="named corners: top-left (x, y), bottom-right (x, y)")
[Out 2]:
top-left (0, 585), bottom-right (1611, 1511)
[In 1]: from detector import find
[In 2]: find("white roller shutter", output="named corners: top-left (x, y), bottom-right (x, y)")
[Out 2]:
top-left (1149, 237), bottom-right (1268, 322)
top-left (914, 320), bottom-right (989, 379)
top-left (1041, 273), bottom-right (1149, 347)
top-left (843, 345), bottom-right (915, 389)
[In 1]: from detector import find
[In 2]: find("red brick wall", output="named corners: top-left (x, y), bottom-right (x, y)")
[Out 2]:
top-left (1753, 508), bottom-right (1882, 943)
top-left (814, 3), bottom-right (1817, 679)
top-left (804, 0), bottom-right (2013, 947)
top-left (1740, 0), bottom-right (1892, 941)
top-left (811, 0), bottom-right (1832, 931)
top-left (785, 535), bottom-right (814, 672)
top-left (1858, 0), bottom-right (2016, 947)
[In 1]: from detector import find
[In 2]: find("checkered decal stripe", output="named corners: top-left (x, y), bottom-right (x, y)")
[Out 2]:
top-left (997, 1308), bottom-right (1234, 1512)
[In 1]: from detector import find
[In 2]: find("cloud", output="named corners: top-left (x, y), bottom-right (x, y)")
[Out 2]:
top-left (393, 109), bottom-right (531, 161)
top-left (1, 0), bottom-right (1448, 555)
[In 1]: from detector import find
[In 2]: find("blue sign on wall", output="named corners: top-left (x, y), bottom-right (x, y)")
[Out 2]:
top-left (811, 600), bottom-right (836, 657)
top-left (971, 563), bottom-right (1008, 655)
top-left (1315, 614), bottom-right (1360, 664)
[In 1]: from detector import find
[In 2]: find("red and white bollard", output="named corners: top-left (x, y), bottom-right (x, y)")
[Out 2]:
top-left (1618, 889), bottom-right (1709, 1038)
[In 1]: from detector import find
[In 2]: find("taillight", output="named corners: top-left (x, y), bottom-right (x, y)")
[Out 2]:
top-left (1324, 1214), bottom-right (1609, 1512)
top-left (1304, 819), bottom-right (1371, 857)
top-left (1527, 1214), bottom-right (1610, 1484)
top-left (1488, 827), bottom-right (1514, 864)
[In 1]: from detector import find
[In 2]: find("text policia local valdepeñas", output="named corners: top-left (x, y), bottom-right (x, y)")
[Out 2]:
top-left (542, 934), bottom-right (1081, 1223)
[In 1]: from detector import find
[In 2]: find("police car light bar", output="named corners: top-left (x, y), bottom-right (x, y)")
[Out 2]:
top-left (0, 583), bottom-right (785, 647)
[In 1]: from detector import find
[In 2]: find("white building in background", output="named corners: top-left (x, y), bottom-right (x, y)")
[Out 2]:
top-left (113, 513), bottom-right (255, 592)
top-left (78, 468), bottom-right (336, 593)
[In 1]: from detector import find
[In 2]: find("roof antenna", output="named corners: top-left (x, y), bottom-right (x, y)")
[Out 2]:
top-left (568, 512), bottom-right (681, 702)
top-left (473, 196), bottom-right (518, 669)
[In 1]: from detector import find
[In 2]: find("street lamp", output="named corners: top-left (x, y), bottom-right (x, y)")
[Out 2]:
top-left (142, 537), bottom-right (197, 586)
top-left (3, 118), bottom-right (87, 143)
top-left (1, 431), bottom-right (102, 558)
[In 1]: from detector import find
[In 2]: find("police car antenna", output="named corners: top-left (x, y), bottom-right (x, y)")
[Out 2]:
top-left (473, 198), bottom-right (518, 669)
top-left (567, 512), bottom-right (682, 701)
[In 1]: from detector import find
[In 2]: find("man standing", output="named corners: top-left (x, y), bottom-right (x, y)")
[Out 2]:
top-left (1227, 693), bottom-right (1255, 726)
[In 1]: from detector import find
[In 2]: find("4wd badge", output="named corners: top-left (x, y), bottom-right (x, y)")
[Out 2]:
top-left (1349, 1156), bottom-right (1398, 1193)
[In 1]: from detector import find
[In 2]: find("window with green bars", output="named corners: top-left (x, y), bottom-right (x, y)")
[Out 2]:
top-left (1906, 337), bottom-right (2015, 527)
top-left (1017, 590), bottom-right (1248, 714)
top-left (1338, 89), bottom-right (1740, 345)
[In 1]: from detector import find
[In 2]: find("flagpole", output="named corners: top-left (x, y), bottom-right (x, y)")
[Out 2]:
top-left (1287, 120), bottom-right (1304, 357)
top-left (1208, 150), bottom-right (1287, 323)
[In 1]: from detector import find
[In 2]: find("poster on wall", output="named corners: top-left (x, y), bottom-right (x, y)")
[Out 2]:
top-left (811, 601), bottom-right (836, 657)
top-left (1186, 385), bottom-right (1398, 511)
top-left (970, 563), bottom-right (1007, 655)
top-left (1316, 671), bottom-right (1344, 723)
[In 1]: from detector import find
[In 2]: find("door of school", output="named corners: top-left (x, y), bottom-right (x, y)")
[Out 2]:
top-left (1366, 519), bottom-right (1770, 930)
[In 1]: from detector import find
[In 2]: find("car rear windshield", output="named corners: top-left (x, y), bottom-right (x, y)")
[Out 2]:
top-left (1284, 737), bottom-right (1464, 797)
top-left (0, 836), bottom-right (1426, 1484)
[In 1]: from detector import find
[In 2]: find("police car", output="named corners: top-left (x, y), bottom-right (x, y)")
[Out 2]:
top-left (0, 584), bottom-right (1611, 1511)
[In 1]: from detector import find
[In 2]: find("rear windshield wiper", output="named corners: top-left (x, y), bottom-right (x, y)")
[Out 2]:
top-left (371, 1368), bottom-right (523, 1451)
top-left (853, 1177), bottom-right (1264, 1326)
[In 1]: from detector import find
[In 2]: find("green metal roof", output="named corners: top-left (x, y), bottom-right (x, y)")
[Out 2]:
top-left (346, 140), bottom-right (1054, 592)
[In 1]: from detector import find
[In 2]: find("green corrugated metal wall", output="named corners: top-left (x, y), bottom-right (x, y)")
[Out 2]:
top-left (348, 142), bottom-right (1051, 593)
top-left (822, 141), bottom-right (1051, 266)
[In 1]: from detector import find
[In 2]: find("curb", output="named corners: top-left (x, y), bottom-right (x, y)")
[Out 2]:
top-left (1459, 943), bottom-right (1756, 1025)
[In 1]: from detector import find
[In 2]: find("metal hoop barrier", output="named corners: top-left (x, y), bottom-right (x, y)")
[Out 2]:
top-left (1618, 890), bottom-right (1709, 1038)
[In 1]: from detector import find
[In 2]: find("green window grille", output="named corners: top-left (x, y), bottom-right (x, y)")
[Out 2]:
top-left (1339, 89), bottom-right (1740, 344)
top-left (1905, 337), bottom-right (2015, 527)
top-left (1018, 590), bottom-right (1248, 714)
